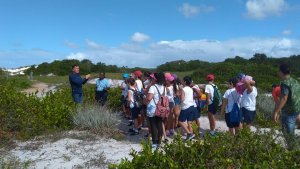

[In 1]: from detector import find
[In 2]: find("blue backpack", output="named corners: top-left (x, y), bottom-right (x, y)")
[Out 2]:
top-left (229, 92), bottom-right (242, 123)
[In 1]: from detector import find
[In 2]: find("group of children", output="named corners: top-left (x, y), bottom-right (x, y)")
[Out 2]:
top-left (120, 70), bottom-right (258, 148)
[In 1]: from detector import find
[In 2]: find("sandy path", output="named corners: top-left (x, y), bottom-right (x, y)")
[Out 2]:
top-left (22, 82), bottom-right (57, 97)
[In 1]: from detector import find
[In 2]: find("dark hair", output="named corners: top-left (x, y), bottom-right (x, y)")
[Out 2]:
top-left (183, 76), bottom-right (192, 86)
top-left (279, 63), bottom-right (291, 75)
top-left (144, 71), bottom-right (151, 78)
top-left (173, 78), bottom-right (181, 93)
top-left (99, 72), bottom-right (106, 76)
top-left (72, 64), bottom-right (79, 69)
top-left (127, 78), bottom-right (135, 86)
top-left (154, 72), bottom-right (165, 85)
top-left (228, 77), bottom-right (238, 87)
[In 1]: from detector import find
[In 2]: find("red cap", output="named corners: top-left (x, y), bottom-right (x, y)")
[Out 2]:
top-left (206, 74), bottom-right (215, 81)
top-left (134, 70), bottom-right (143, 78)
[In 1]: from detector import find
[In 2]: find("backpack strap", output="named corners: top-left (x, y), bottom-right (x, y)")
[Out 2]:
top-left (208, 84), bottom-right (216, 102)
top-left (152, 85), bottom-right (166, 105)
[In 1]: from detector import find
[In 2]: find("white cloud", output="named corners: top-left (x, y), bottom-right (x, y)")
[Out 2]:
top-left (282, 29), bottom-right (292, 36)
top-left (179, 3), bottom-right (214, 18)
top-left (246, 0), bottom-right (287, 19)
top-left (64, 40), bottom-right (78, 48)
top-left (66, 52), bottom-right (86, 61)
top-left (86, 39), bottom-right (103, 49)
top-left (1, 38), bottom-right (300, 69)
top-left (131, 32), bottom-right (150, 43)
top-left (60, 38), bottom-right (300, 68)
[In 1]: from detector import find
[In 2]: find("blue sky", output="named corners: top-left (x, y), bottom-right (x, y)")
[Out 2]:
top-left (1, 0), bottom-right (300, 68)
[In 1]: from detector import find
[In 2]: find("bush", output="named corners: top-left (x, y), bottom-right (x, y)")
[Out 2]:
top-left (110, 129), bottom-right (300, 169)
top-left (73, 104), bottom-right (118, 130)
top-left (254, 93), bottom-right (279, 128)
top-left (0, 84), bottom-right (76, 139)
top-left (107, 87), bottom-right (122, 110)
top-left (83, 85), bottom-right (122, 110)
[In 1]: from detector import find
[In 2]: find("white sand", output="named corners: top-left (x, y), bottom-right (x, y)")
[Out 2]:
top-left (2, 117), bottom-right (299, 169)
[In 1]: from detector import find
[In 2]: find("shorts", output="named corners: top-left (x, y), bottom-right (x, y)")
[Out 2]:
top-left (241, 107), bottom-right (256, 124)
top-left (174, 97), bottom-right (181, 106)
top-left (208, 104), bottom-right (217, 115)
top-left (131, 107), bottom-right (142, 120)
top-left (179, 106), bottom-right (198, 122)
top-left (194, 107), bottom-right (201, 119)
top-left (225, 113), bottom-right (240, 128)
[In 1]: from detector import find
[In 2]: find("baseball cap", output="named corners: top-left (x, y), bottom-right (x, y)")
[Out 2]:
top-left (134, 70), bottom-right (143, 78)
top-left (206, 74), bottom-right (215, 81)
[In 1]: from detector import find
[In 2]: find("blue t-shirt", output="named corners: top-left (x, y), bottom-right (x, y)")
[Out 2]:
top-left (96, 78), bottom-right (110, 91)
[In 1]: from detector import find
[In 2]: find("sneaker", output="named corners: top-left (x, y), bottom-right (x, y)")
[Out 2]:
top-left (127, 121), bottom-right (134, 126)
top-left (151, 144), bottom-right (158, 149)
top-left (128, 128), bottom-right (134, 133)
top-left (130, 130), bottom-right (139, 135)
top-left (185, 133), bottom-right (195, 141)
top-left (144, 133), bottom-right (149, 138)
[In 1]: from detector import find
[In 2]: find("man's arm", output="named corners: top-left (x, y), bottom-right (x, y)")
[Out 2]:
top-left (69, 74), bottom-right (84, 86)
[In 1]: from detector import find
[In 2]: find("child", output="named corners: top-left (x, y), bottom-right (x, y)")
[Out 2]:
top-left (221, 77), bottom-right (241, 135)
top-left (127, 78), bottom-right (141, 135)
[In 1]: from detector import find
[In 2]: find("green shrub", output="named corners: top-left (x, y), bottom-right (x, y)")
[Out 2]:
top-left (0, 84), bottom-right (76, 139)
top-left (107, 87), bottom-right (122, 110)
top-left (110, 129), bottom-right (300, 169)
top-left (82, 85), bottom-right (122, 110)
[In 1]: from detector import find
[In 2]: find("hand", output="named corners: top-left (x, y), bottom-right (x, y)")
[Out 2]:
top-left (85, 74), bottom-right (91, 79)
top-left (274, 111), bottom-right (280, 123)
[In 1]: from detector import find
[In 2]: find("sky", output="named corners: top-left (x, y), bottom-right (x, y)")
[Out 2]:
top-left (0, 0), bottom-right (300, 68)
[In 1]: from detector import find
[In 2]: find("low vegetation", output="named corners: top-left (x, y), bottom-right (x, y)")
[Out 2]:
top-left (110, 129), bottom-right (300, 169)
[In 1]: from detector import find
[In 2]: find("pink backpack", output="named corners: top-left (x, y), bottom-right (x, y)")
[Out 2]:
top-left (153, 85), bottom-right (170, 118)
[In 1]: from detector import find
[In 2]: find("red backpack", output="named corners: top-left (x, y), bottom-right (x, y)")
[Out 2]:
top-left (153, 85), bottom-right (170, 118)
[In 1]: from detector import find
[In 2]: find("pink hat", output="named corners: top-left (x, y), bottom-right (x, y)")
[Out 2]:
top-left (165, 72), bottom-right (175, 82)
top-left (150, 73), bottom-right (157, 81)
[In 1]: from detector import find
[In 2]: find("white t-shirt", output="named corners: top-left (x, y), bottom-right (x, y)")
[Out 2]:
top-left (223, 88), bottom-right (241, 113)
top-left (241, 86), bottom-right (257, 111)
top-left (205, 84), bottom-right (215, 105)
top-left (136, 79), bottom-right (143, 92)
top-left (167, 86), bottom-right (174, 103)
top-left (143, 79), bottom-right (151, 89)
top-left (147, 84), bottom-right (166, 117)
top-left (181, 86), bottom-right (195, 110)
top-left (128, 87), bottom-right (136, 108)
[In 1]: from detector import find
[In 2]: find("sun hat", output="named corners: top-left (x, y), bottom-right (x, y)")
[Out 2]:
top-left (165, 72), bottom-right (175, 82)
top-left (206, 74), bottom-right (215, 81)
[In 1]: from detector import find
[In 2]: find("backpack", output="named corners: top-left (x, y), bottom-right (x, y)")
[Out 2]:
top-left (209, 84), bottom-right (222, 108)
top-left (281, 77), bottom-right (300, 114)
top-left (153, 85), bottom-right (170, 118)
top-left (228, 92), bottom-right (242, 123)
top-left (129, 88), bottom-right (144, 108)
